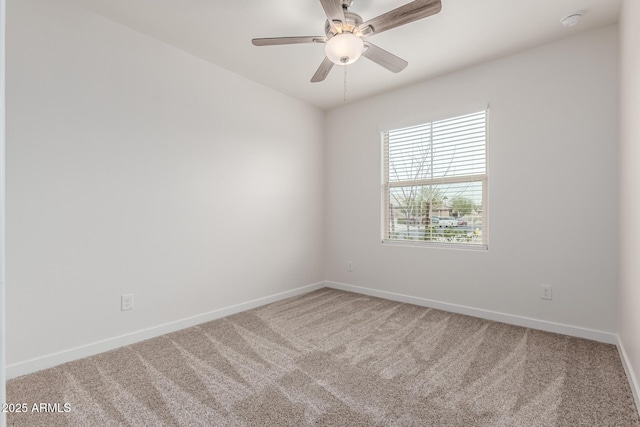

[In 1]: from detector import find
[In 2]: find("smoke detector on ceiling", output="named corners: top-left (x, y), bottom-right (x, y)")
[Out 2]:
top-left (561, 12), bottom-right (582, 27)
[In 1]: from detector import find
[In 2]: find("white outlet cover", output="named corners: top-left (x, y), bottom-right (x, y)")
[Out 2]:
top-left (121, 294), bottom-right (134, 311)
top-left (540, 285), bottom-right (552, 300)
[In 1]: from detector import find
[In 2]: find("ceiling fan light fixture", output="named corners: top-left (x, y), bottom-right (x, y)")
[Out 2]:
top-left (251, 0), bottom-right (443, 82)
top-left (324, 33), bottom-right (364, 65)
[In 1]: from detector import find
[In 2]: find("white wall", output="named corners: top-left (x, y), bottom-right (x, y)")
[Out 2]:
top-left (325, 26), bottom-right (619, 335)
top-left (1, 0), bottom-right (6, 423)
top-left (619, 0), bottom-right (640, 405)
top-left (6, 0), bottom-right (324, 370)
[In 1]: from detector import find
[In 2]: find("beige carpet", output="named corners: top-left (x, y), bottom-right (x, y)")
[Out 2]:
top-left (7, 288), bottom-right (640, 426)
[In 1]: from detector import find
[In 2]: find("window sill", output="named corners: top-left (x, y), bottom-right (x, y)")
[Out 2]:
top-left (381, 239), bottom-right (488, 251)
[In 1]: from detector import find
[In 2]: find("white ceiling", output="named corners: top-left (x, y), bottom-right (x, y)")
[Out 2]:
top-left (68, 0), bottom-right (621, 111)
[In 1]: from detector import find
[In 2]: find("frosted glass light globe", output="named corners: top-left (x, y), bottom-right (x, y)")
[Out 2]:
top-left (325, 33), bottom-right (364, 65)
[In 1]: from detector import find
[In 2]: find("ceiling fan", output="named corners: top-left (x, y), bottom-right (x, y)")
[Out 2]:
top-left (252, 0), bottom-right (442, 82)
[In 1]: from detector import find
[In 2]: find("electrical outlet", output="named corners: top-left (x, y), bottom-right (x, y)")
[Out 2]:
top-left (540, 285), bottom-right (552, 300)
top-left (347, 261), bottom-right (353, 272)
top-left (121, 294), bottom-right (134, 311)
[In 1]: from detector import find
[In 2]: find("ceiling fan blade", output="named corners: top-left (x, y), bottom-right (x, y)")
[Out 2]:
top-left (362, 42), bottom-right (407, 73)
top-left (319, 0), bottom-right (346, 27)
top-left (359, 0), bottom-right (441, 36)
top-left (311, 57), bottom-right (334, 82)
top-left (252, 36), bottom-right (325, 46)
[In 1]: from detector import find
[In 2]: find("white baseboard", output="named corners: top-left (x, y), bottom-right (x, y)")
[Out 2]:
top-left (6, 282), bottom-right (325, 379)
top-left (325, 281), bottom-right (618, 344)
top-left (7, 281), bottom-right (621, 380)
top-left (617, 335), bottom-right (640, 414)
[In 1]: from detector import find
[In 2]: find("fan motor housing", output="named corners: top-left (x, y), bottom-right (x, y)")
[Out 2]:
top-left (325, 11), bottom-right (363, 38)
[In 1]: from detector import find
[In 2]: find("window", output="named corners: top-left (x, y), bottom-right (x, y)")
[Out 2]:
top-left (382, 110), bottom-right (488, 248)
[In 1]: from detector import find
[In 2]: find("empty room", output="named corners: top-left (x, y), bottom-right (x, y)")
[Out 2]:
top-left (1, 0), bottom-right (640, 425)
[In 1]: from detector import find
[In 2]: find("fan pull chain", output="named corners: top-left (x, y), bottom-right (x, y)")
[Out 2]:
top-left (343, 65), bottom-right (347, 102)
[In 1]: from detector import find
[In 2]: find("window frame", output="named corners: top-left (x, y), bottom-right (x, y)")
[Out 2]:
top-left (381, 109), bottom-right (489, 250)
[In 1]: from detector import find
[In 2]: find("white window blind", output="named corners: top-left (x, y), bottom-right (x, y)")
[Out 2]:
top-left (382, 110), bottom-right (488, 248)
